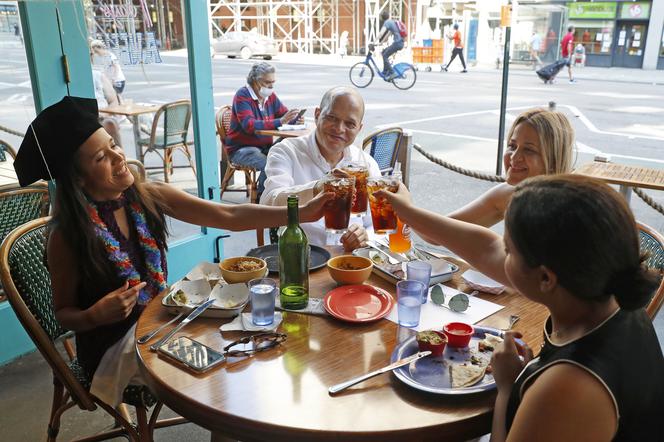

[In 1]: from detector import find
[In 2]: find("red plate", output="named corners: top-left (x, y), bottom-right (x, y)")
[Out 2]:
top-left (323, 285), bottom-right (395, 323)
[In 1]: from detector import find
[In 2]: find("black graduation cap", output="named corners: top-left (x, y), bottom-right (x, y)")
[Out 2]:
top-left (14, 96), bottom-right (101, 186)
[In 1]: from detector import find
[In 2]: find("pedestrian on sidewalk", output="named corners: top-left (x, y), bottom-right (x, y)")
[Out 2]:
top-left (561, 26), bottom-right (576, 83)
top-left (91, 40), bottom-right (127, 102)
top-left (377, 10), bottom-right (405, 79)
top-left (529, 31), bottom-right (542, 70)
top-left (443, 23), bottom-right (467, 73)
top-left (13, 23), bottom-right (22, 46)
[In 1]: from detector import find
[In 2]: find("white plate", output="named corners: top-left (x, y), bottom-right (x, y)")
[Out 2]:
top-left (163, 280), bottom-right (249, 318)
top-left (461, 269), bottom-right (505, 295)
top-left (185, 261), bottom-right (223, 282)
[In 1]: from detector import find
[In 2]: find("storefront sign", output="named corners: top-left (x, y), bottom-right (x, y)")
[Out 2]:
top-left (567, 2), bottom-right (617, 19)
top-left (619, 2), bottom-right (650, 20)
top-left (500, 5), bottom-right (512, 27)
top-left (100, 31), bottom-right (162, 65)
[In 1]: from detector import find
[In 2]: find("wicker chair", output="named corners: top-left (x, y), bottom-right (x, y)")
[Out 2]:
top-left (215, 105), bottom-right (264, 246)
top-left (137, 99), bottom-right (196, 183)
top-left (638, 222), bottom-right (664, 319)
top-left (0, 217), bottom-right (186, 441)
top-left (0, 182), bottom-right (50, 302)
top-left (126, 158), bottom-right (147, 182)
top-left (362, 127), bottom-right (403, 175)
top-left (0, 138), bottom-right (17, 162)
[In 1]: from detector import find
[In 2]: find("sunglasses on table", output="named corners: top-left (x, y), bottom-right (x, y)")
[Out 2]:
top-left (223, 332), bottom-right (287, 357)
top-left (429, 285), bottom-right (470, 313)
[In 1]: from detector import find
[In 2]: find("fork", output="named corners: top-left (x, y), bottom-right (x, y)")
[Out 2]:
top-left (137, 311), bottom-right (186, 344)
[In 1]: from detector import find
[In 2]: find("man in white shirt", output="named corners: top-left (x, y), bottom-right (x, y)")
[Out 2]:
top-left (261, 86), bottom-right (381, 251)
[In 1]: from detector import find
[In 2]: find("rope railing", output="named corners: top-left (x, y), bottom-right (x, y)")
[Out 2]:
top-left (412, 142), bottom-right (664, 217)
top-left (0, 124), bottom-right (25, 138)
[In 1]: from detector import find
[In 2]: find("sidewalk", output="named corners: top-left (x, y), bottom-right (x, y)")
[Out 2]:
top-left (166, 49), bottom-right (664, 85)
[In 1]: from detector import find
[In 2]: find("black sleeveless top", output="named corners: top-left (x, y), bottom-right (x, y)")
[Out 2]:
top-left (75, 196), bottom-right (167, 377)
top-left (506, 308), bottom-right (664, 441)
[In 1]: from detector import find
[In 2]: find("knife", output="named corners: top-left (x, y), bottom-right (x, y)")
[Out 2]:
top-left (366, 240), bottom-right (407, 264)
top-left (328, 351), bottom-right (431, 394)
top-left (150, 298), bottom-right (215, 351)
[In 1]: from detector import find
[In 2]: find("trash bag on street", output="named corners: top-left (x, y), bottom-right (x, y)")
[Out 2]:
top-left (536, 59), bottom-right (568, 84)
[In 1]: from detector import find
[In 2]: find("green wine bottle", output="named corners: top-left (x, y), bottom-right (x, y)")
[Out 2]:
top-left (279, 195), bottom-right (309, 310)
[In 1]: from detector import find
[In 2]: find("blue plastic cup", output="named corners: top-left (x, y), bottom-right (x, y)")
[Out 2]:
top-left (249, 278), bottom-right (277, 326)
top-left (396, 280), bottom-right (425, 328)
top-left (406, 261), bottom-right (432, 304)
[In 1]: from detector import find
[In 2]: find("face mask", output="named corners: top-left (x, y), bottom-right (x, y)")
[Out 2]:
top-left (259, 86), bottom-right (273, 98)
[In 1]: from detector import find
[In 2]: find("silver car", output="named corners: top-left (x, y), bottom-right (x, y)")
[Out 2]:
top-left (212, 32), bottom-right (278, 60)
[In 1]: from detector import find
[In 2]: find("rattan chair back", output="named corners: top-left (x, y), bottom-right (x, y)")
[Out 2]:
top-left (362, 127), bottom-right (403, 174)
top-left (638, 222), bottom-right (664, 319)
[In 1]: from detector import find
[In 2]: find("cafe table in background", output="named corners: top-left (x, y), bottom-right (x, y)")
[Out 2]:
top-left (136, 247), bottom-right (548, 441)
top-left (99, 102), bottom-right (160, 158)
top-left (255, 125), bottom-right (312, 140)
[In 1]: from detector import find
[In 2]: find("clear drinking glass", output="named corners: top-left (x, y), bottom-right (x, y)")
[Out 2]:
top-left (367, 173), bottom-right (400, 234)
top-left (396, 280), bottom-right (425, 328)
top-left (406, 261), bottom-right (432, 304)
top-left (249, 278), bottom-right (278, 326)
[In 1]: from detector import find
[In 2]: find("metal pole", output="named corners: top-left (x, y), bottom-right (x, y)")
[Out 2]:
top-left (496, 10), bottom-right (511, 176)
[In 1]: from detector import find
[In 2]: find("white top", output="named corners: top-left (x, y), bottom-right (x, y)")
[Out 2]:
top-left (260, 131), bottom-right (382, 246)
top-left (530, 33), bottom-right (542, 51)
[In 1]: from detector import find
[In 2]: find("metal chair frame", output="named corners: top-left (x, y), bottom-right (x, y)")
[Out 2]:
top-left (215, 105), bottom-right (264, 246)
top-left (138, 99), bottom-right (196, 183)
top-left (638, 222), bottom-right (664, 319)
top-left (362, 127), bottom-right (404, 175)
top-left (0, 218), bottom-right (186, 441)
top-left (1, 138), bottom-right (17, 162)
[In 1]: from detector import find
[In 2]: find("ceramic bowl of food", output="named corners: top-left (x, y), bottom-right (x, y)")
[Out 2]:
top-left (416, 330), bottom-right (448, 357)
top-left (327, 255), bottom-right (373, 285)
top-left (443, 322), bottom-right (474, 348)
top-left (219, 256), bottom-right (268, 284)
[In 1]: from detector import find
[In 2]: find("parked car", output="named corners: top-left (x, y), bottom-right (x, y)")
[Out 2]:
top-left (212, 32), bottom-right (278, 60)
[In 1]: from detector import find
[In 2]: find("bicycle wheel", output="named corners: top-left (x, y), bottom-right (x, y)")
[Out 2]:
top-left (349, 62), bottom-right (374, 88)
top-left (391, 63), bottom-right (417, 90)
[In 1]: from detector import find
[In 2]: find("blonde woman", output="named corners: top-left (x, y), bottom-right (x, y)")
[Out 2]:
top-left (448, 108), bottom-right (574, 228)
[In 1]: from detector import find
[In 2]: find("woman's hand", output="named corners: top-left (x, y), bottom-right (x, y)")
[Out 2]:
top-left (373, 182), bottom-right (413, 216)
top-left (491, 331), bottom-right (532, 393)
top-left (88, 281), bottom-right (146, 327)
top-left (300, 191), bottom-right (334, 223)
top-left (340, 224), bottom-right (369, 251)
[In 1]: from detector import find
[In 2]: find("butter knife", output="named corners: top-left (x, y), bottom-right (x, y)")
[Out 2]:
top-left (150, 298), bottom-right (215, 351)
top-left (328, 351), bottom-right (431, 394)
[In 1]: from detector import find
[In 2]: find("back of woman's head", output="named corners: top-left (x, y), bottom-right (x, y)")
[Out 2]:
top-left (507, 109), bottom-right (575, 175)
top-left (505, 174), bottom-right (659, 310)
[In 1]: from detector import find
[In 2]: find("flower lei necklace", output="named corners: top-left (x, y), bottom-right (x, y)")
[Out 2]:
top-left (87, 193), bottom-right (167, 305)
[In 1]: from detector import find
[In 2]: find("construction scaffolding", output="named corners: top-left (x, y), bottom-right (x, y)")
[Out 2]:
top-left (208, 0), bottom-right (411, 55)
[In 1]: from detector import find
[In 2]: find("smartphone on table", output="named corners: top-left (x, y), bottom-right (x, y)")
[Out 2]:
top-left (157, 336), bottom-right (225, 373)
top-left (288, 109), bottom-right (306, 125)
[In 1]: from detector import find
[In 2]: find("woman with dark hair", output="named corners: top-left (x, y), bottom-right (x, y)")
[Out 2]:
top-left (376, 175), bottom-right (663, 441)
top-left (13, 96), bottom-right (330, 406)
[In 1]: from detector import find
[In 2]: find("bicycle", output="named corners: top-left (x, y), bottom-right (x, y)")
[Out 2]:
top-left (349, 44), bottom-right (417, 90)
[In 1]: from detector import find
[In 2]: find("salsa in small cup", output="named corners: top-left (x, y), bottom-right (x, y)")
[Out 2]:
top-left (443, 322), bottom-right (474, 348)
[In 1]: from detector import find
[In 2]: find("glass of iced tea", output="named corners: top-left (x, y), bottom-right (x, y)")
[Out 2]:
top-left (322, 174), bottom-right (355, 233)
top-left (342, 163), bottom-right (369, 214)
top-left (367, 174), bottom-right (400, 234)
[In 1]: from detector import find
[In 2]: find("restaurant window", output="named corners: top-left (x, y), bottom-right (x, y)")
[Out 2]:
top-left (569, 20), bottom-right (614, 55)
top-left (659, 26), bottom-right (664, 57)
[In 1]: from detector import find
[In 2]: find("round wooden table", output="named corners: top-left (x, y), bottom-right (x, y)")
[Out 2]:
top-left (136, 254), bottom-right (547, 441)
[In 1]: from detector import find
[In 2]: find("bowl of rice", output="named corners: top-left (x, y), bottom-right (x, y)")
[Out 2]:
top-left (219, 256), bottom-right (268, 284)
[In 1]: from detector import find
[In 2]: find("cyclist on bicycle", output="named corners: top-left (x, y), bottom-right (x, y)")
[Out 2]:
top-left (378, 10), bottom-right (404, 80)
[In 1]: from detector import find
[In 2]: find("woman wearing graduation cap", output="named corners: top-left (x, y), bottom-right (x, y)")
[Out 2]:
top-left (13, 96), bottom-right (332, 406)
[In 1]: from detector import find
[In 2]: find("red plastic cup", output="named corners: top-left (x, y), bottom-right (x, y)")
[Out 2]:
top-left (443, 322), bottom-right (474, 348)
top-left (416, 330), bottom-right (448, 356)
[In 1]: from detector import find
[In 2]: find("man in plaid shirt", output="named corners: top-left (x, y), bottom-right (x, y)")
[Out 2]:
top-left (226, 62), bottom-right (299, 194)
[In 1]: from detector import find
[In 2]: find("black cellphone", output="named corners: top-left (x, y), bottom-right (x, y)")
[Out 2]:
top-left (288, 108), bottom-right (306, 125)
top-left (157, 336), bottom-right (225, 373)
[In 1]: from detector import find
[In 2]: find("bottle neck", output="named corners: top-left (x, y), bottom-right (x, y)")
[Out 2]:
top-left (287, 199), bottom-right (299, 226)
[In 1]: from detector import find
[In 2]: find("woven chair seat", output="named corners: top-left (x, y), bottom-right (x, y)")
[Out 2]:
top-left (68, 359), bottom-right (157, 408)
top-left (136, 135), bottom-right (189, 148)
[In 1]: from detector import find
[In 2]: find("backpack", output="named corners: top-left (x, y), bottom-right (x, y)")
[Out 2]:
top-left (395, 20), bottom-right (407, 38)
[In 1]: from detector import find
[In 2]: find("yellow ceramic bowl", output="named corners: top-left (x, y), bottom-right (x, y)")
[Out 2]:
top-left (327, 255), bottom-right (374, 285)
top-left (219, 256), bottom-right (268, 284)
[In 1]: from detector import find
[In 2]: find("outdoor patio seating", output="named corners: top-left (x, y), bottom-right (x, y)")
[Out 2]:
top-left (639, 222), bottom-right (664, 319)
top-left (137, 99), bottom-right (196, 183)
top-left (362, 127), bottom-right (403, 175)
top-left (0, 139), bottom-right (16, 162)
top-left (0, 217), bottom-right (186, 441)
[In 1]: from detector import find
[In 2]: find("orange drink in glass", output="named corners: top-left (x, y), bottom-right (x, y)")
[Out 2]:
top-left (389, 218), bottom-right (412, 253)
top-left (367, 174), bottom-right (400, 234)
top-left (322, 175), bottom-right (355, 232)
top-left (342, 164), bottom-right (369, 214)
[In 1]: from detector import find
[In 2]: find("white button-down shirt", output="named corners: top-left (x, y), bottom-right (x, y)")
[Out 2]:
top-left (260, 131), bottom-right (381, 246)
